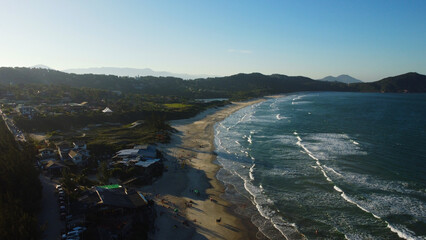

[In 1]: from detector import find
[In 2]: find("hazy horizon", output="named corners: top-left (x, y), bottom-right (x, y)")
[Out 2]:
top-left (1, 1), bottom-right (425, 82)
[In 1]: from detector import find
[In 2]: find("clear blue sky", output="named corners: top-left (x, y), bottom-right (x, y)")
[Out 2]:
top-left (0, 0), bottom-right (425, 81)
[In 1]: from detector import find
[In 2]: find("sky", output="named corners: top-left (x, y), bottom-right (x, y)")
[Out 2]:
top-left (0, 0), bottom-right (425, 81)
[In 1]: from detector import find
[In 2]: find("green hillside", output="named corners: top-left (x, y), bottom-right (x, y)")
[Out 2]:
top-left (1, 68), bottom-right (425, 98)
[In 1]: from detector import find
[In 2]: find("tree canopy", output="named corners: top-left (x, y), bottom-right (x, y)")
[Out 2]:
top-left (0, 119), bottom-right (42, 240)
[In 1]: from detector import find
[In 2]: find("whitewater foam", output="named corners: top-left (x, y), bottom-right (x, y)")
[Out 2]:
top-left (323, 165), bottom-right (343, 177)
top-left (276, 114), bottom-right (288, 120)
top-left (386, 223), bottom-right (418, 240)
top-left (247, 134), bottom-right (253, 144)
top-left (293, 133), bottom-right (417, 239)
top-left (333, 183), bottom-right (419, 239)
top-left (218, 145), bottom-right (305, 240)
top-left (249, 164), bottom-right (255, 180)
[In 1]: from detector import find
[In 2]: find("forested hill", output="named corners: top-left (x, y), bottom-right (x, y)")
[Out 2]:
top-left (189, 73), bottom-right (354, 98)
top-left (0, 118), bottom-right (42, 239)
top-left (351, 72), bottom-right (426, 93)
top-left (0, 67), bottom-right (425, 98)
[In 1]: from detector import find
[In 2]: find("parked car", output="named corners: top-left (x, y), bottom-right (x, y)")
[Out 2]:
top-left (72, 226), bottom-right (87, 233)
top-left (67, 231), bottom-right (80, 237)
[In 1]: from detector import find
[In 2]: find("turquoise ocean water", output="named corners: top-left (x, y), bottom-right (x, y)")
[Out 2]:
top-left (214, 92), bottom-right (426, 239)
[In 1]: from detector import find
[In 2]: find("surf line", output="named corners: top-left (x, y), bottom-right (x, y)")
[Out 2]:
top-left (293, 132), bottom-right (413, 240)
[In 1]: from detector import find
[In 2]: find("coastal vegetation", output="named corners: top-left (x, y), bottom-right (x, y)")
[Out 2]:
top-left (83, 118), bottom-right (172, 158)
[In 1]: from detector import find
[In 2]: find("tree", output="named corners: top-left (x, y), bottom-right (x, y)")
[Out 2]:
top-left (97, 161), bottom-right (110, 185)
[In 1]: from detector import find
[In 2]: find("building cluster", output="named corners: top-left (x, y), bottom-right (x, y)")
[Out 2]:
top-left (18, 105), bottom-right (36, 119)
top-left (39, 142), bottom-right (162, 239)
top-left (37, 140), bottom-right (90, 176)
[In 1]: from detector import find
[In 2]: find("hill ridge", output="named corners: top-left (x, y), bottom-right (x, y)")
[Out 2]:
top-left (0, 68), bottom-right (425, 97)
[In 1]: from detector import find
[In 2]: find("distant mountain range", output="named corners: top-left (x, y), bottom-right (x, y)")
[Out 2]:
top-left (0, 68), bottom-right (425, 98)
top-left (63, 67), bottom-right (214, 80)
top-left (318, 75), bottom-right (363, 83)
top-left (30, 65), bottom-right (363, 84)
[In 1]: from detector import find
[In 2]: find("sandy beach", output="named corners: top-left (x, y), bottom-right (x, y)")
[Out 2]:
top-left (142, 98), bottom-right (268, 240)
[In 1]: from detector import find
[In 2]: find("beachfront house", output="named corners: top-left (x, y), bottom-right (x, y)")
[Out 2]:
top-left (95, 185), bottom-right (148, 209)
top-left (73, 141), bottom-right (87, 150)
top-left (69, 150), bottom-right (84, 165)
top-left (38, 148), bottom-right (56, 159)
top-left (114, 145), bottom-right (158, 160)
top-left (134, 145), bottom-right (158, 159)
top-left (113, 145), bottom-right (160, 169)
top-left (111, 145), bottom-right (163, 185)
top-left (44, 160), bottom-right (68, 176)
top-left (56, 142), bottom-right (72, 160)
top-left (76, 185), bottom-right (152, 239)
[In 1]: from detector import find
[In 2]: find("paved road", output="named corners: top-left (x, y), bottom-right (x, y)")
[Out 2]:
top-left (0, 108), bottom-right (26, 142)
top-left (38, 175), bottom-right (64, 240)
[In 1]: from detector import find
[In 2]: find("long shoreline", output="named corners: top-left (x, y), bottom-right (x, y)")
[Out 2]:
top-left (143, 97), bottom-right (270, 239)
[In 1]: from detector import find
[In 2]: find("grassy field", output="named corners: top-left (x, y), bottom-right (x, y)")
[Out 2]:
top-left (82, 122), bottom-right (170, 157)
top-left (163, 103), bottom-right (192, 109)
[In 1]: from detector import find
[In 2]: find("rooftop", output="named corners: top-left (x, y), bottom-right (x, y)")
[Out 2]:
top-left (135, 158), bottom-right (161, 168)
top-left (69, 150), bottom-right (82, 158)
top-left (98, 184), bottom-right (121, 189)
top-left (95, 186), bottom-right (147, 209)
top-left (45, 160), bottom-right (67, 169)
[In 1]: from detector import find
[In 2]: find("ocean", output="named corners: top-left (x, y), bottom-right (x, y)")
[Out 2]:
top-left (214, 92), bottom-right (426, 240)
